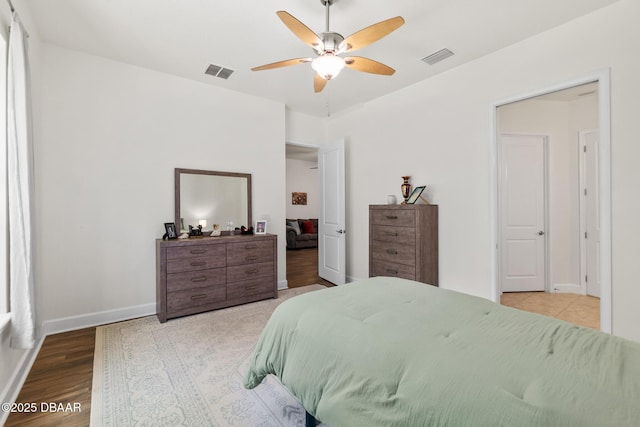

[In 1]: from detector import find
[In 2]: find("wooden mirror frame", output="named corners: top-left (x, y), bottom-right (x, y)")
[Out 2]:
top-left (174, 168), bottom-right (252, 235)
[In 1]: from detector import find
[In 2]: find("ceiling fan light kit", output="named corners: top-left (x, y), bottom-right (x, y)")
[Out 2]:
top-left (251, 0), bottom-right (404, 93)
top-left (311, 54), bottom-right (345, 80)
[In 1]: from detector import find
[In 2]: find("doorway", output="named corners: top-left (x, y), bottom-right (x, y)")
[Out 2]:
top-left (285, 143), bottom-right (321, 288)
top-left (490, 71), bottom-right (612, 333)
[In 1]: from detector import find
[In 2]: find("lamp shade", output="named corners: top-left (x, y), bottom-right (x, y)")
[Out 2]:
top-left (198, 219), bottom-right (207, 228)
top-left (311, 54), bottom-right (345, 80)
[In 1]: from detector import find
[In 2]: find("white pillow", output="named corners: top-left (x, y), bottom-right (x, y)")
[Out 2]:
top-left (287, 221), bottom-right (301, 235)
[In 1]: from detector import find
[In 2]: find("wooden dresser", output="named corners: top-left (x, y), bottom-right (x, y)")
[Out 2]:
top-left (369, 204), bottom-right (438, 286)
top-left (156, 234), bottom-right (277, 322)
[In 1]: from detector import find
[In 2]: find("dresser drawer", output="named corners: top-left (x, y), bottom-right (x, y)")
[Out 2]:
top-left (371, 225), bottom-right (416, 245)
top-left (371, 209), bottom-right (415, 227)
top-left (167, 286), bottom-right (226, 312)
top-left (167, 256), bottom-right (224, 274)
top-left (166, 244), bottom-right (225, 262)
top-left (227, 241), bottom-right (274, 266)
top-left (227, 277), bottom-right (274, 299)
top-left (371, 260), bottom-right (416, 281)
top-left (227, 262), bottom-right (274, 283)
top-left (166, 268), bottom-right (226, 293)
top-left (371, 243), bottom-right (416, 266)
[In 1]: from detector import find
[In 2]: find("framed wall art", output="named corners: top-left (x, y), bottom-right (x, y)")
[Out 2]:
top-left (292, 192), bottom-right (307, 205)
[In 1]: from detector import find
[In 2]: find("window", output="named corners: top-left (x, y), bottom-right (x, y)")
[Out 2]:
top-left (0, 30), bottom-right (7, 321)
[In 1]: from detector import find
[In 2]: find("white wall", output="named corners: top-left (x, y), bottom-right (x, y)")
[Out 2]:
top-left (35, 44), bottom-right (286, 330)
top-left (286, 109), bottom-right (327, 146)
top-left (326, 0), bottom-right (640, 342)
top-left (286, 158), bottom-right (319, 219)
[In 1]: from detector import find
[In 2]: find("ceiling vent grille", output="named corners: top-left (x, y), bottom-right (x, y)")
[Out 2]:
top-left (421, 48), bottom-right (454, 65)
top-left (205, 64), bottom-right (235, 80)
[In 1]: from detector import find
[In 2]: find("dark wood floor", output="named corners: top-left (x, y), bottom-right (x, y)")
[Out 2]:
top-left (286, 247), bottom-right (335, 288)
top-left (5, 247), bottom-right (330, 426)
top-left (5, 328), bottom-right (95, 427)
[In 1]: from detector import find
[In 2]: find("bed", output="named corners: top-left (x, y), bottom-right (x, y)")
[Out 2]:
top-left (243, 277), bottom-right (640, 426)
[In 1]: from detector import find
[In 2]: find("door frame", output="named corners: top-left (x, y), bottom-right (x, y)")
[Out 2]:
top-left (498, 133), bottom-right (550, 293)
top-left (489, 69), bottom-right (612, 333)
top-left (579, 129), bottom-right (599, 296)
top-left (284, 140), bottom-right (320, 288)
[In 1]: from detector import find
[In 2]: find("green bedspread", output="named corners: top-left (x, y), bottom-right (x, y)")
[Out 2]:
top-left (244, 277), bottom-right (640, 426)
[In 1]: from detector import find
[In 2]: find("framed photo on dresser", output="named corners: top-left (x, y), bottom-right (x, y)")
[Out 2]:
top-left (164, 222), bottom-right (178, 239)
top-left (255, 220), bottom-right (267, 234)
top-left (406, 186), bottom-right (426, 204)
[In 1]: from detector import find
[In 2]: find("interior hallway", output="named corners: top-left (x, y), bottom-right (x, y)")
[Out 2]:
top-left (501, 291), bottom-right (600, 330)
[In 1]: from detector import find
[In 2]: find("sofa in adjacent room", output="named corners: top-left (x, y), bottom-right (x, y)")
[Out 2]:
top-left (286, 218), bottom-right (318, 249)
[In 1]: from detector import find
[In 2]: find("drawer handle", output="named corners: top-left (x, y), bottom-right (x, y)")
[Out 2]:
top-left (385, 232), bottom-right (399, 237)
top-left (245, 244), bottom-right (258, 249)
top-left (191, 276), bottom-right (207, 282)
top-left (190, 294), bottom-right (206, 300)
top-left (386, 249), bottom-right (398, 255)
top-left (245, 255), bottom-right (258, 261)
top-left (190, 261), bottom-right (207, 267)
top-left (386, 269), bottom-right (399, 275)
top-left (190, 249), bottom-right (206, 254)
top-left (385, 215), bottom-right (398, 220)
top-left (245, 268), bottom-right (259, 275)
top-left (245, 285), bottom-right (259, 291)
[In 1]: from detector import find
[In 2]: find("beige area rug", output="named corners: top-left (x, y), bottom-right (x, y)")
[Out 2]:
top-left (90, 285), bottom-right (326, 427)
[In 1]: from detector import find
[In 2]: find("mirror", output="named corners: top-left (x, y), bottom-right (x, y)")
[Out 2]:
top-left (175, 168), bottom-right (252, 235)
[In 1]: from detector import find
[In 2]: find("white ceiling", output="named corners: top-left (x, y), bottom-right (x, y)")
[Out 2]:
top-left (22, 0), bottom-right (618, 117)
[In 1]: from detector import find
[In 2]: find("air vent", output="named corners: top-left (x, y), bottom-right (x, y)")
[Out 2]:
top-left (421, 48), bottom-right (454, 65)
top-left (205, 64), bottom-right (235, 80)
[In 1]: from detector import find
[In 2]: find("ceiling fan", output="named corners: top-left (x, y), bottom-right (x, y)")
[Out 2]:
top-left (251, 0), bottom-right (405, 93)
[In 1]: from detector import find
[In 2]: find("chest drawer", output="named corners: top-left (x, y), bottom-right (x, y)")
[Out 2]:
top-left (371, 225), bottom-right (416, 245)
top-left (370, 260), bottom-right (416, 281)
top-left (227, 277), bottom-right (274, 299)
top-left (166, 244), bottom-right (225, 262)
top-left (166, 268), bottom-right (226, 293)
top-left (227, 261), bottom-right (274, 283)
top-left (371, 242), bottom-right (416, 266)
top-left (167, 287), bottom-right (227, 312)
top-left (167, 256), bottom-right (224, 274)
top-left (371, 209), bottom-right (416, 227)
top-left (227, 240), bottom-right (274, 266)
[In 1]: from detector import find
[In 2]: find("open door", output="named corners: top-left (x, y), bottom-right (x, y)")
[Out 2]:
top-left (318, 140), bottom-right (346, 285)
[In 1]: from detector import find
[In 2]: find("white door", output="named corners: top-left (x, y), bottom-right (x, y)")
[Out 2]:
top-left (318, 140), bottom-right (346, 285)
top-left (500, 134), bottom-right (546, 292)
top-left (582, 131), bottom-right (601, 297)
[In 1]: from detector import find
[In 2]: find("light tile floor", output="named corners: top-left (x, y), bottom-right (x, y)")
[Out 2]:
top-left (500, 291), bottom-right (600, 330)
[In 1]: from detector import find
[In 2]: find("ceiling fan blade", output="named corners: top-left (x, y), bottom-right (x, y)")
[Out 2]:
top-left (276, 11), bottom-right (323, 49)
top-left (251, 58), bottom-right (311, 71)
top-left (340, 16), bottom-right (405, 53)
top-left (344, 56), bottom-right (395, 75)
top-left (314, 74), bottom-right (327, 93)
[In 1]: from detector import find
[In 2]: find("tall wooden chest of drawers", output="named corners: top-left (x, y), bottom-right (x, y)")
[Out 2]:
top-left (156, 234), bottom-right (277, 322)
top-left (369, 205), bottom-right (438, 286)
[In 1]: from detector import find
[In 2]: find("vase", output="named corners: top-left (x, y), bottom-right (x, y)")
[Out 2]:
top-left (401, 176), bottom-right (411, 204)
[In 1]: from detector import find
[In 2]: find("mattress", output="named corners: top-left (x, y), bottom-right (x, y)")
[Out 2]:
top-left (244, 277), bottom-right (640, 426)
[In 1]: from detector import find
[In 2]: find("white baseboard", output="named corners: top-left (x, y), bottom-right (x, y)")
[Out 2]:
top-left (278, 279), bottom-right (288, 290)
top-left (40, 302), bottom-right (157, 336)
top-left (551, 283), bottom-right (582, 294)
top-left (0, 337), bottom-right (44, 427)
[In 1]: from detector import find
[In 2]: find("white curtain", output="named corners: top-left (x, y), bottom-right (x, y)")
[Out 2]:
top-left (8, 12), bottom-right (35, 349)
